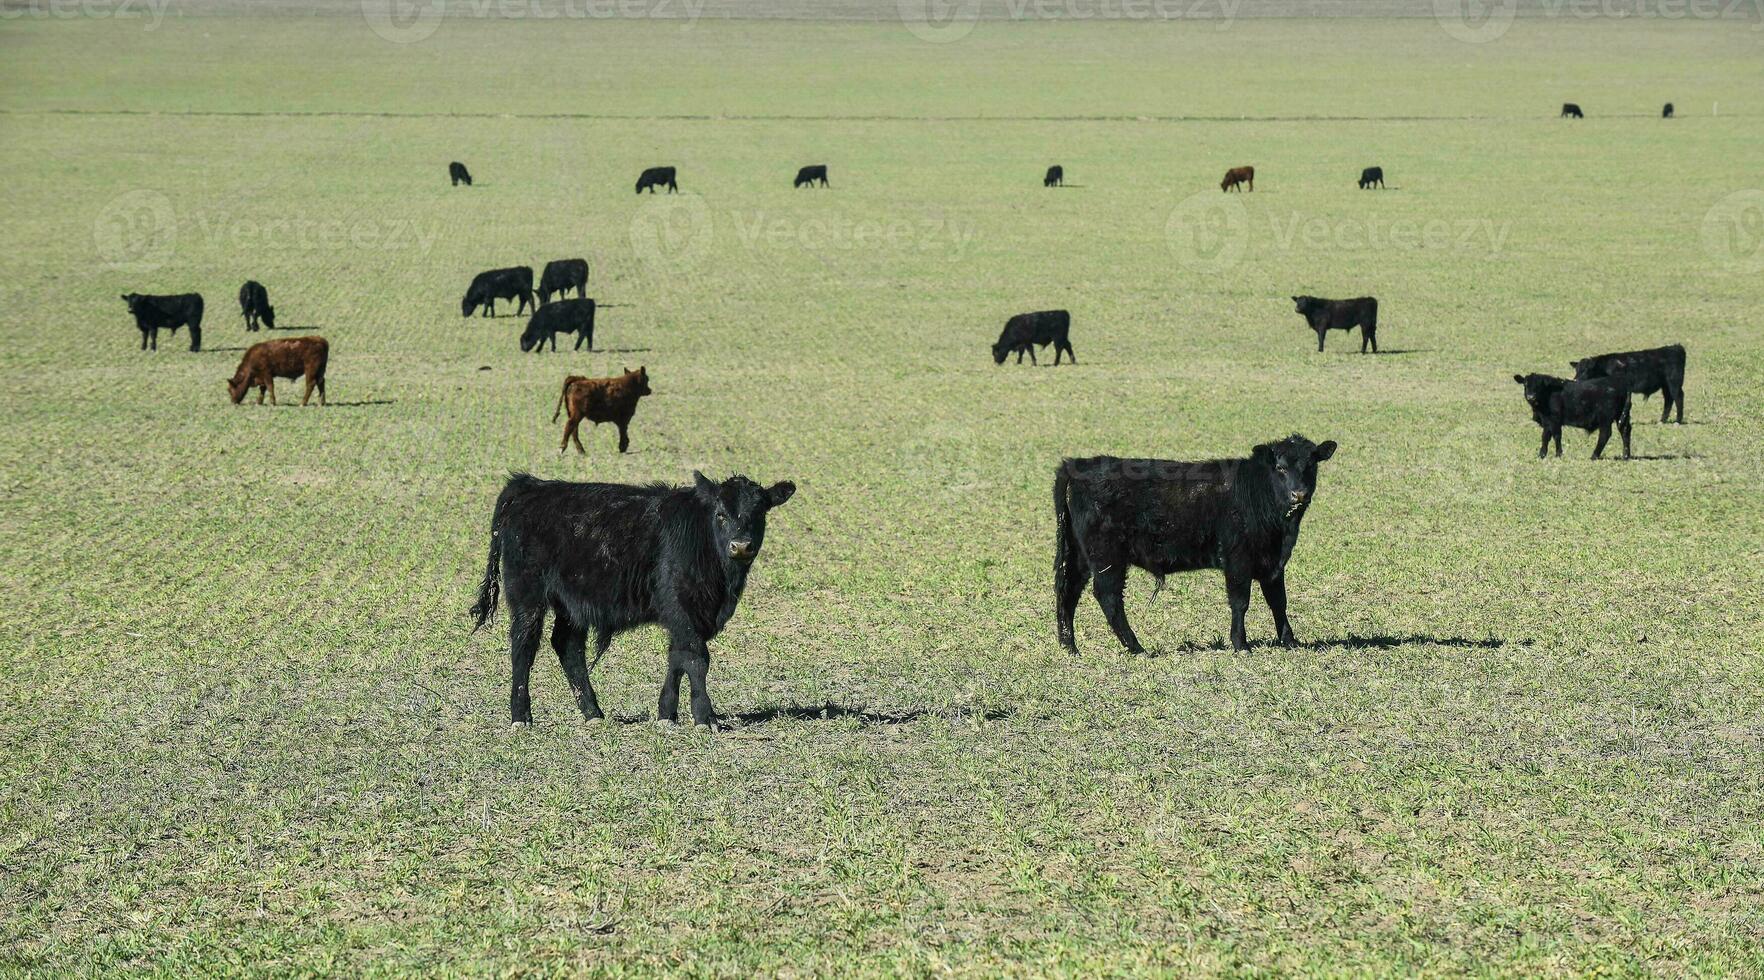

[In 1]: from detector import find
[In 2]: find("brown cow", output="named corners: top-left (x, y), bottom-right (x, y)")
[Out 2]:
top-left (227, 336), bottom-right (328, 406)
top-left (552, 367), bottom-right (652, 454)
top-left (1221, 166), bottom-right (1255, 192)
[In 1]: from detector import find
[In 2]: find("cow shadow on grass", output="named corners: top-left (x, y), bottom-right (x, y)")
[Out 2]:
top-left (325, 399), bottom-right (396, 408)
top-left (203, 346), bottom-right (250, 353)
top-left (596, 347), bottom-right (653, 355)
top-left (608, 703), bottom-right (1010, 728)
top-left (1623, 453), bottom-right (1697, 462)
top-left (1160, 633), bottom-right (1519, 654)
top-left (1369, 348), bottom-right (1434, 355)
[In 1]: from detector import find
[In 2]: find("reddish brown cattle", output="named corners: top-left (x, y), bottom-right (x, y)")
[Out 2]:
top-left (552, 367), bottom-right (652, 454)
top-left (1221, 165), bottom-right (1255, 192)
top-left (227, 336), bottom-right (328, 406)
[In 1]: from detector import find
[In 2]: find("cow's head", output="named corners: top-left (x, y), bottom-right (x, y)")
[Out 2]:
top-left (1515, 373), bottom-right (1566, 410)
top-left (121, 293), bottom-right (141, 313)
top-left (460, 293), bottom-right (479, 318)
top-left (693, 472), bottom-right (795, 564)
top-left (991, 341), bottom-right (1009, 365)
top-left (518, 323), bottom-right (543, 353)
top-left (226, 369), bottom-right (249, 405)
top-left (1251, 434), bottom-right (1336, 520)
top-left (1291, 296), bottom-right (1317, 315)
top-left (260, 304), bottom-right (276, 330)
top-left (626, 366), bottom-right (652, 397)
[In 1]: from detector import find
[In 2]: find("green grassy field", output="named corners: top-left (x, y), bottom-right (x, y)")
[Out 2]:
top-left (2, 10), bottom-right (1763, 975)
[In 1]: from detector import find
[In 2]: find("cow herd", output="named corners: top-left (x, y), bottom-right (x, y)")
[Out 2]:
top-left (115, 137), bottom-right (1695, 728)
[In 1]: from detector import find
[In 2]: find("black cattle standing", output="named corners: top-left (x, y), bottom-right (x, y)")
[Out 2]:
top-left (993, 310), bottom-right (1075, 365)
top-left (1358, 166), bottom-right (1384, 189)
top-left (1514, 374), bottom-right (1633, 459)
top-left (471, 472), bottom-right (797, 727)
top-left (794, 165), bottom-right (829, 188)
top-left (449, 162), bottom-right (473, 186)
top-left (461, 267), bottom-right (535, 318)
top-left (1054, 435), bottom-right (1338, 654)
top-left (1561, 103), bottom-right (1584, 118)
top-left (238, 280), bottom-right (275, 332)
top-left (1662, 102), bottom-right (1674, 119)
top-left (538, 258), bottom-right (589, 306)
top-left (1292, 296), bottom-right (1378, 353)
top-left (1045, 165), bottom-right (1064, 187)
top-left (121, 293), bottom-right (204, 352)
top-left (520, 298), bottom-right (597, 352)
top-left (635, 166), bottom-right (678, 194)
top-left (1570, 343), bottom-right (1686, 424)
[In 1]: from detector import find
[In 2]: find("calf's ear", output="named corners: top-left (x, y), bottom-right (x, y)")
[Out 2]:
top-left (765, 481), bottom-right (796, 508)
top-left (1513, 374), bottom-right (1526, 384)
top-left (693, 471), bottom-right (718, 497)
top-left (1314, 440), bottom-right (1337, 462)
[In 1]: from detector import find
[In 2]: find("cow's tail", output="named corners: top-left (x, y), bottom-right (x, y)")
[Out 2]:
top-left (1053, 461), bottom-right (1086, 649)
top-left (469, 484), bottom-right (512, 631)
top-left (551, 378), bottom-right (572, 423)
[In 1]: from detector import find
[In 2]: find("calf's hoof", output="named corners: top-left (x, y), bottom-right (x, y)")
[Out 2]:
top-left (510, 720), bottom-right (532, 729)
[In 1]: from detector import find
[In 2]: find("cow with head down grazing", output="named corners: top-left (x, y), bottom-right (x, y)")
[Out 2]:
top-left (1221, 166), bottom-right (1254, 192)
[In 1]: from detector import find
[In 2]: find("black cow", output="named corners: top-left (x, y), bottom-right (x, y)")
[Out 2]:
top-left (1562, 103), bottom-right (1584, 118)
top-left (461, 267), bottom-right (535, 318)
top-left (1570, 344), bottom-right (1686, 424)
top-left (471, 472), bottom-right (797, 727)
top-left (1055, 435), bottom-right (1338, 654)
top-left (794, 165), bottom-right (829, 188)
top-left (1292, 296), bottom-right (1378, 353)
top-left (520, 298), bottom-right (597, 352)
top-left (121, 293), bottom-right (203, 352)
top-left (993, 310), bottom-right (1075, 365)
top-left (635, 166), bottom-right (678, 194)
top-left (238, 280), bottom-right (274, 332)
top-left (450, 162), bottom-right (472, 186)
top-left (538, 258), bottom-right (589, 306)
top-left (1514, 374), bottom-right (1633, 459)
top-left (1045, 165), bottom-right (1064, 187)
top-left (1358, 166), bottom-right (1384, 189)
top-left (1662, 103), bottom-right (1674, 119)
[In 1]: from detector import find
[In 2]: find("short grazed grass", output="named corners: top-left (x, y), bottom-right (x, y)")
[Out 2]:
top-left (1, 11), bottom-right (1762, 975)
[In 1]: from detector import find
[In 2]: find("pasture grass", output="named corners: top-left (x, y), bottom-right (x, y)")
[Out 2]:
top-left (1, 11), bottom-right (1762, 975)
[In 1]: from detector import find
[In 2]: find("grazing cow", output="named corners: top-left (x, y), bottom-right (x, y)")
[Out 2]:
top-left (635, 166), bottom-right (678, 194)
top-left (1358, 166), bottom-right (1384, 189)
top-left (1044, 165), bottom-right (1064, 187)
top-left (461, 267), bottom-right (535, 318)
top-left (993, 310), bottom-right (1075, 366)
top-left (521, 298), bottom-right (597, 353)
top-left (1221, 166), bottom-right (1254, 192)
top-left (1561, 103), bottom-right (1584, 118)
top-left (1054, 434), bottom-right (1338, 654)
top-left (450, 162), bottom-right (472, 186)
top-left (1292, 296), bottom-right (1378, 353)
top-left (238, 280), bottom-right (275, 332)
top-left (121, 293), bottom-right (203, 352)
top-left (1662, 102), bottom-right (1674, 119)
top-left (538, 258), bottom-right (589, 306)
top-left (1514, 374), bottom-right (1632, 459)
top-left (470, 470), bottom-right (796, 727)
top-left (227, 336), bottom-right (328, 407)
top-left (1570, 343), bottom-right (1686, 424)
top-left (553, 367), bottom-right (651, 454)
top-left (794, 165), bottom-right (830, 188)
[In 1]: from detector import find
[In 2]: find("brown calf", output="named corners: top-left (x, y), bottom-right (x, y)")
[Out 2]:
top-left (1221, 165), bottom-right (1255, 192)
top-left (228, 336), bottom-right (328, 406)
top-left (553, 366), bottom-right (652, 454)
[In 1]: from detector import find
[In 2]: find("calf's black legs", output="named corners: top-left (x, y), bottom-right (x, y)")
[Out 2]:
top-left (1226, 574), bottom-right (1252, 651)
top-left (507, 609), bottom-right (544, 724)
top-left (550, 608), bottom-right (604, 721)
top-left (1591, 424), bottom-right (1611, 460)
top-left (1091, 566), bottom-right (1145, 655)
top-left (1261, 574), bottom-right (1296, 646)
top-left (658, 632), bottom-right (716, 727)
